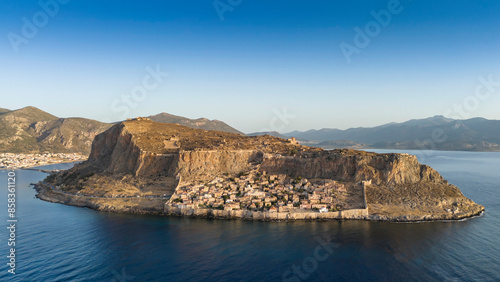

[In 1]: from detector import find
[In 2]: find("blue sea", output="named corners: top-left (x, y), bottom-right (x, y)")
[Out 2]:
top-left (1, 150), bottom-right (499, 281)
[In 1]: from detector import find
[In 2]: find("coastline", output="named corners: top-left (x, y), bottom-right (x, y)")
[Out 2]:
top-left (33, 182), bottom-right (484, 223)
top-left (0, 153), bottom-right (87, 170)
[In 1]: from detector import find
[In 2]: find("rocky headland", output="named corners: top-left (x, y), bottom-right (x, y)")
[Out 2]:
top-left (35, 118), bottom-right (485, 222)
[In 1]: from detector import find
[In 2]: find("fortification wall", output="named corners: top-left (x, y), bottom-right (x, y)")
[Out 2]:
top-left (164, 205), bottom-right (369, 221)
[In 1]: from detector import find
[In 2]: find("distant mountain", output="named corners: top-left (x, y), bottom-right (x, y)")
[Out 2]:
top-left (284, 116), bottom-right (500, 151)
top-left (247, 131), bottom-right (289, 139)
top-left (3, 108), bottom-right (498, 153)
top-left (313, 140), bottom-right (368, 150)
top-left (0, 107), bottom-right (111, 154)
top-left (147, 112), bottom-right (243, 134)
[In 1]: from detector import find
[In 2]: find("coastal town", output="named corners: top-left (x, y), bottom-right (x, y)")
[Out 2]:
top-left (0, 153), bottom-right (86, 170)
top-left (168, 168), bottom-right (367, 213)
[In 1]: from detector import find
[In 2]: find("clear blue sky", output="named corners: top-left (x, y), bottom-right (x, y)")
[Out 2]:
top-left (1, 0), bottom-right (499, 133)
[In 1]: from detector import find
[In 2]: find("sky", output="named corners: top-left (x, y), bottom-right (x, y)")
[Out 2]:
top-left (1, 0), bottom-right (499, 133)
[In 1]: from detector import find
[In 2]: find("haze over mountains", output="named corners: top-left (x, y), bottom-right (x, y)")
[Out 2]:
top-left (283, 116), bottom-right (500, 151)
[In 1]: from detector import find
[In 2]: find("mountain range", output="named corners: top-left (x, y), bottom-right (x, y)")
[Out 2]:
top-left (0, 107), bottom-right (242, 154)
top-left (283, 116), bottom-right (500, 151)
top-left (1, 106), bottom-right (499, 154)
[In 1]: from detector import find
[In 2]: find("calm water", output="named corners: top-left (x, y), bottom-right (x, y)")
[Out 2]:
top-left (1, 150), bottom-right (499, 281)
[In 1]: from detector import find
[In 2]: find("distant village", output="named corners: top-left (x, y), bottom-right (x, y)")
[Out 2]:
top-left (0, 153), bottom-right (86, 169)
top-left (168, 169), bottom-right (367, 213)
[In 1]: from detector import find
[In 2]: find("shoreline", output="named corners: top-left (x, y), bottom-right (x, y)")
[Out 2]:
top-left (33, 182), bottom-right (485, 223)
top-left (20, 160), bottom-right (84, 170)
top-left (0, 160), bottom-right (83, 173)
top-left (0, 153), bottom-right (87, 170)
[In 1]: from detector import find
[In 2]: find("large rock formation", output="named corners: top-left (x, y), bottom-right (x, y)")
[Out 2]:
top-left (39, 118), bottom-right (484, 221)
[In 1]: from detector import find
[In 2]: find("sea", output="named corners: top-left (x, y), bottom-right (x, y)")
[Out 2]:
top-left (0, 150), bottom-right (499, 281)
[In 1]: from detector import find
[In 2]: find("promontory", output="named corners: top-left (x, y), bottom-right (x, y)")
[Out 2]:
top-left (35, 118), bottom-right (485, 222)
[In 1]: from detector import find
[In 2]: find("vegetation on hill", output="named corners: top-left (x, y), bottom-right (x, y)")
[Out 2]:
top-left (0, 107), bottom-right (111, 154)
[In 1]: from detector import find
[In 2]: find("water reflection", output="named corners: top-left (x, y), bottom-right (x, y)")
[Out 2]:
top-left (1, 152), bottom-right (499, 281)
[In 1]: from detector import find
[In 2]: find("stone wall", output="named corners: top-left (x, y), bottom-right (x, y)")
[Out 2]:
top-left (164, 205), bottom-right (369, 221)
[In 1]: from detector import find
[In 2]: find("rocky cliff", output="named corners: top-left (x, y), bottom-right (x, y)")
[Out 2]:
top-left (261, 151), bottom-right (443, 185)
top-left (77, 118), bottom-right (310, 179)
top-left (39, 118), bottom-right (484, 221)
top-left (260, 151), bottom-right (483, 220)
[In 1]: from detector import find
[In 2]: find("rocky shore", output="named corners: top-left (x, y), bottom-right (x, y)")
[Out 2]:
top-left (35, 181), bottom-right (483, 222)
top-left (35, 118), bottom-right (485, 222)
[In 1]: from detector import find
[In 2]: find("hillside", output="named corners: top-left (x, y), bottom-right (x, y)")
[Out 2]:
top-left (0, 107), bottom-right (111, 154)
top-left (0, 107), bottom-right (246, 154)
top-left (28, 118), bottom-right (113, 154)
top-left (148, 112), bottom-right (242, 135)
top-left (38, 118), bottom-right (484, 222)
top-left (285, 116), bottom-right (500, 151)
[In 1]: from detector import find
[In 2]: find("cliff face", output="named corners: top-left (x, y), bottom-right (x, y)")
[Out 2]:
top-left (81, 119), bottom-right (309, 179)
top-left (261, 151), bottom-right (444, 185)
top-left (85, 123), bottom-right (264, 179)
top-left (86, 123), bottom-right (178, 177)
top-left (177, 150), bottom-right (262, 180)
top-left (42, 119), bottom-right (484, 221)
